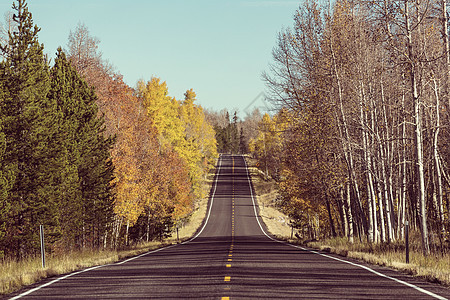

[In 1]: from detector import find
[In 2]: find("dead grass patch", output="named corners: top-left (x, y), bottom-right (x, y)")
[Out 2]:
top-left (175, 162), bottom-right (216, 241)
top-left (245, 156), bottom-right (292, 239)
top-left (0, 241), bottom-right (169, 295)
top-left (307, 237), bottom-right (450, 287)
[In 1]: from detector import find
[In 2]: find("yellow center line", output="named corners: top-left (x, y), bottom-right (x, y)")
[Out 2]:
top-left (222, 297), bottom-right (230, 300)
top-left (230, 156), bottom-right (235, 289)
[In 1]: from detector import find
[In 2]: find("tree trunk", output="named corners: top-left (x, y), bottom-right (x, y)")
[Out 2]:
top-left (432, 77), bottom-right (445, 237)
top-left (359, 80), bottom-right (374, 243)
top-left (330, 33), bottom-right (365, 239)
top-left (125, 220), bottom-right (130, 246)
top-left (326, 194), bottom-right (337, 237)
top-left (380, 81), bottom-right (395, 243)
top-left (369, 105), bottom-right (379, 243)
top-left (346, 182), bottom-right (354, 243)
top-left (147, 209), bottom-right (151, 242)
top-left (340, 187), bottom-right (349, 238)
top-left (441, 0), bottom-right (450, 111)
top-left (399, 93), bottom-right (408, 240)
top-left (404, 0), bottom-right (430, 255)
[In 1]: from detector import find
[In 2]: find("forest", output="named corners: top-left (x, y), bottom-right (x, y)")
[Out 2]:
top-left (4, 0), bottom-right (449, 265)
top-left (250, 0), bottom-right (450, 255)
top-left (0, 0), bottom-right (218, 259)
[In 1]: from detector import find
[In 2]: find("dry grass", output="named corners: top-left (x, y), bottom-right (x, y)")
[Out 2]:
top-left (245, 156), bottom-right (292, 239)
top-left (306, 237), bottom-right (450, 286)
top-left (0, 241), bottom-right (168, 295)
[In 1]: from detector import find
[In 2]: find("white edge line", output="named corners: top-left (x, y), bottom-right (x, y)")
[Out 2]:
top-left (242, 156), bottom-right (448, 300)
top-left (181, 154), bottom-right (222, 244)
top-left (9, 265), bottom-right (105, 300)
top-left (10, 156), bottom-right (223, 299)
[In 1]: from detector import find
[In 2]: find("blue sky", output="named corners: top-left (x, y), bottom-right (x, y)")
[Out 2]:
top-left (0, 0), bottom-right (300, 115)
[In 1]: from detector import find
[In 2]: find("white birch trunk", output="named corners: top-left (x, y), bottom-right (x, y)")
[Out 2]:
top-left (346, 182), bottom-right (354, 243)
top-left (404, 0), bottom-right (430, 254)
top-left (432, 78), bottom-right (445, 235)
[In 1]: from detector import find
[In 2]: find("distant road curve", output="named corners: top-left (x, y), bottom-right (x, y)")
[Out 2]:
top-left (8, 155), bottom-right (450, 299)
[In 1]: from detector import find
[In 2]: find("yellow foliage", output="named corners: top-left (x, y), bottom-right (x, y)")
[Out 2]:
top-left (137, 78), bottom-right (185, 149)
top-left (137, 79), bottom-right (218, 204)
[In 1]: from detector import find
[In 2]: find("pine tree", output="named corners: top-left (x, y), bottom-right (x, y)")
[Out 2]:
top-left (49, 48), bottom-right (115, 249)
top-left (48, 48), bottom-right (84, 249)
top-left (0, 81), bottom-right (16, 258)
top-left (239, 127), bottom-right (247, 154)
top-left (0, 0), bottom-right (62, 257)
top-left (231, 112), bottom-right (239, 153)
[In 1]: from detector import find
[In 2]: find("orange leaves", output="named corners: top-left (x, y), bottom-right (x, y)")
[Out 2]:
top-left (76, 64), bottom-right (195, 238)
top-left (67, 24), bottom-right (216, 242)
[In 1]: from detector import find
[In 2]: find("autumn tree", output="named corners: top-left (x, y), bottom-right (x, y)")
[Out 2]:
top-left (137, 78), bottom-right (217, 201)
top-left (249, 112), bottom-right (286, 178)
top-left (257, 0), bottom-right (450, 254)
top-left (0, 1), bottom-right (219, 255)
top-left (179, 88), bottom-right (218, 197)
top-left (65, 24), bottom-right (208, 246)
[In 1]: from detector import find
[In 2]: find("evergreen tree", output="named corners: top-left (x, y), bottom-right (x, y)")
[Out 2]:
top-left (0, 0), bottom-right (62, 256)
top-left (48, 48), bottom-right (84, 249)
top-left (214, 125), bottom-right (224, 153)
top-left (223, 111), bottom-right (231, 153)
top-left (49, 48), bottom-right (115, 249)
top-left (239, 127), bottom-right (247, 154)
top-left (0, 81), bottom-right (15, 258)
top-left (231, 111), bottom-right (239, 153)
top-left (213, 110), bottom-right (245, 154)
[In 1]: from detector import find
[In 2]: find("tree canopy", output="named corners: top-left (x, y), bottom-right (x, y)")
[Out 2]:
top-left (0, 0), bottom-right (218, 256)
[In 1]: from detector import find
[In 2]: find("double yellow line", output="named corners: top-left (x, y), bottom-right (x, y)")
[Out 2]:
top-left (223, 156), bottom-right (236, 299)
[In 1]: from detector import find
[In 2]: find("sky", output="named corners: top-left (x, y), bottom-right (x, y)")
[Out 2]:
top-left (0, 0), bottom-right (301, 116)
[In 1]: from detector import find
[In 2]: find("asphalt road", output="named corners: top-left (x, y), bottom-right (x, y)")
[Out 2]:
top-left (9, 155), bottom-right (450, 299)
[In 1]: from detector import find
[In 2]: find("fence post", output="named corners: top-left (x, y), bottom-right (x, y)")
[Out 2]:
top-left (40, 225), bottom-right (46, 269)
top-left (405, 220), bottom-right (409, 264)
